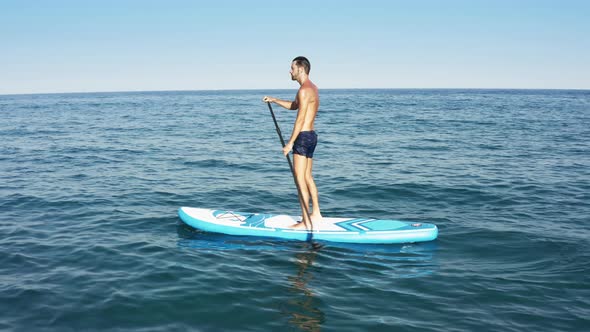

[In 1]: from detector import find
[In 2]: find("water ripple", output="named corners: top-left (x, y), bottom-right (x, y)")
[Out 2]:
top-left (1, 89), bottom-right (589, 331)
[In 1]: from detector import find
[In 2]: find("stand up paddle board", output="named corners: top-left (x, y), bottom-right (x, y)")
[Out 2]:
top-left (178, 207), bottom-right (438, 244)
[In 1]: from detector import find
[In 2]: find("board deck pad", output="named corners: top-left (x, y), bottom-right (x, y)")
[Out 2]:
top-left (179, 207), bottom-right (438, 244)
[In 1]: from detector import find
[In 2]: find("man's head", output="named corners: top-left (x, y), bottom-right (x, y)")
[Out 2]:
top-left (290, 56), bottom-right (311, 81)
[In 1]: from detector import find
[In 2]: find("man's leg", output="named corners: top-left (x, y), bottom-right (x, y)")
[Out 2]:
top-left (292, 153), bottom-right (312, 229)
top-left (305, 158), bottom-right (322, 222)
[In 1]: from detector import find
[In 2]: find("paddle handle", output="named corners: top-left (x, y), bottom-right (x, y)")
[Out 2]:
top-left (266, 102), bottom-right (314, 234)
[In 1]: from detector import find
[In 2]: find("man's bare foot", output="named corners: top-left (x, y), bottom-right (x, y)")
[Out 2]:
top-left (310, 214), bottom-right (323, 223)
top-left (289, 221), bottom-right (309, 230)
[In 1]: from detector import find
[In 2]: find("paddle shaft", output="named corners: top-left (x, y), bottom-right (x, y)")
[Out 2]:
top-left (266, 102), bottom-right (314, 233)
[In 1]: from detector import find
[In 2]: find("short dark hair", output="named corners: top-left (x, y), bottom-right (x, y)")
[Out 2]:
top-left (292, 56), bottom-right (311, 75)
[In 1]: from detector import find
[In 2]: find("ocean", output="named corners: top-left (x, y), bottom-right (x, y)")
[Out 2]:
top-left (1, 89), bottom-right (589, 331)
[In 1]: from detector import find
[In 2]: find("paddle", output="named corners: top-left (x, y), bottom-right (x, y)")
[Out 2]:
top-left (266, 102), bottom-right (314, 239)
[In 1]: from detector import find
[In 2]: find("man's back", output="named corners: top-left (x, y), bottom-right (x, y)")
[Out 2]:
top-left (297, 80), bottom-right (320, 131)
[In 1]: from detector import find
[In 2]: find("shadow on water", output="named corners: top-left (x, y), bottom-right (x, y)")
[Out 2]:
top-left (282, 242), bottom-right (324, 332)
top-left (176, 223), bottom-right (437, 263)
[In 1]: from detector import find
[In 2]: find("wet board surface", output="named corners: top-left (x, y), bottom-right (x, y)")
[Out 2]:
top-left (178, 207), bottom-right (438, 244)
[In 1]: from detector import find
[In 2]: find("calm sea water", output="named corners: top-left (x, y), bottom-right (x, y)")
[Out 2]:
top-left (1, 89), bottom-right (589, 331)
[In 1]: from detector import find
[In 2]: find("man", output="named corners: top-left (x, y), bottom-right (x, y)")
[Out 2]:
top-left (263, 56), bottom-right (322, 230)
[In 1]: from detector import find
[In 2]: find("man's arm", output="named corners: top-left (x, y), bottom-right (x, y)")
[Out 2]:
top-left (263, 96), bottom-right (298, 110)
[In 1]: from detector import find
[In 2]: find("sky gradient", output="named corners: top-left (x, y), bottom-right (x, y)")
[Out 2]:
top-left (1, 0), bottom-right (589, 94)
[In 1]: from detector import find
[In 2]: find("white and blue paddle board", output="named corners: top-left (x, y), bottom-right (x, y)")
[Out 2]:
top-left (178, 207), bottom-right (438, 244)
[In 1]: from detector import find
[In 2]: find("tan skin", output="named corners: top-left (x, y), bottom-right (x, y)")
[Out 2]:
top-left (263, 61), bottom-right (322, 230)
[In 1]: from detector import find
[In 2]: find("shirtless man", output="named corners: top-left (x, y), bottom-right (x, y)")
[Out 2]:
top-left (263, 56), bottom-right (322, 230)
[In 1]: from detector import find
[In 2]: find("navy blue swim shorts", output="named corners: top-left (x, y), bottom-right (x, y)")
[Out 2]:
top-left (293, 131), bottom-right (318, 158)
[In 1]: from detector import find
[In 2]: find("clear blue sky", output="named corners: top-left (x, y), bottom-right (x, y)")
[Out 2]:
top-left (1, 0), bottom-right (589, 94)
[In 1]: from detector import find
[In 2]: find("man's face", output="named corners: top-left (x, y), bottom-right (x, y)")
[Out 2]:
top-left (290, 62), bottom-right (301, 81)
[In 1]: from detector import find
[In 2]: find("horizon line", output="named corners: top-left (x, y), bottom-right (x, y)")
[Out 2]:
top-left (1, 87), bottom-right (589, 97)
